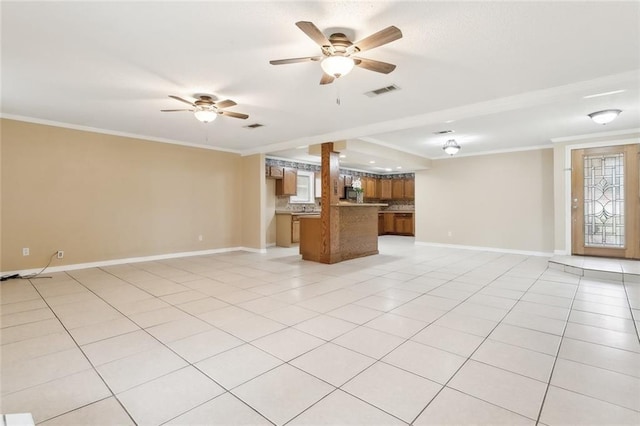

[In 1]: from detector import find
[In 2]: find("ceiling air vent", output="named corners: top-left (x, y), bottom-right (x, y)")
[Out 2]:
top-left (364, 84), bottom-right (400, 97)
top-left (244, 123), bottom-right (264, 129)
top-left (433, 130), bottom-right (455, 135)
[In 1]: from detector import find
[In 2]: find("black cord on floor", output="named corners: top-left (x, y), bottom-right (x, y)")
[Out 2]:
top-left (20, 251), bottom-right (57, 279)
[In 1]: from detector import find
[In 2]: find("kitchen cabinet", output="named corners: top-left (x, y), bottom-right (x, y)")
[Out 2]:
top-left (364, 177), bottom-right (377, 200)
top-left (379, 179), bottom-right (392, 199)
top-left (394, 213), bottom-right (414, 235)
top-left (383, 213), bottom-right (395, 233)
top-left (276, 213), bottom-right (318, 246)
top-left (392, 179), bottom-right (404, 199)
top-left (275, 167), bottom-right (297, 196)
top-left (268, 166), bottom-right (284, 179)
top-left (292, 216), bottom-right (300, 243)
top-left (378, 212), bottom-right (415, 236)
top-left (404, 178), bottom-right (415, 199)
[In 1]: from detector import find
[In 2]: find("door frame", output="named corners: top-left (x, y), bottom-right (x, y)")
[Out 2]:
top-left (562, 136), bottom-right (640, 257)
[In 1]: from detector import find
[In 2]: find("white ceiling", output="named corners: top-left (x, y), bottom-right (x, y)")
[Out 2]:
top-left (2, 1), bottom-right (639, 172)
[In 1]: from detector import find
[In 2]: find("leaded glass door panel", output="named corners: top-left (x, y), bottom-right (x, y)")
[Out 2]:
top-left (571, 144), bottom-right (639, 259)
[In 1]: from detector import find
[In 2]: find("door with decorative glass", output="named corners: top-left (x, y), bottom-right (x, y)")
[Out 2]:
top-left (571, 144), bottom-right (639, 259)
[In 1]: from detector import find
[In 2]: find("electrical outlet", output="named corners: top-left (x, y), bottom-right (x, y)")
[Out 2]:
top-left (198, 235), bottom-right (203, 241)
top-left (57, 250), bottom-right (64, 259)
top-left (447, 231), bottom-right (452, 237)
top-left (22, 248), bottom-right (30, 256)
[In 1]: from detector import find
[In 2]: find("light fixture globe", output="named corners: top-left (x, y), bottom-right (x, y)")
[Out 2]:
top-left (194, 108), bottom-right (217, 123)
top-left (588, 109), bottom-right (622, 125)
top-left (321, 55), bottom-right (355, 78)
top-left (442, 139), bottom-right (461, 156)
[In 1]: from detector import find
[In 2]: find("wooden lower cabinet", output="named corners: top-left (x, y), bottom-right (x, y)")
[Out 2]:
top-left (276, 213), bottom-right (307, 247)
top-left (292, 216), bottom-right (300, 243)
top-left (378, 212), bottom-right (414, 236)
top-left (394, 213), bottom-right (414, 235)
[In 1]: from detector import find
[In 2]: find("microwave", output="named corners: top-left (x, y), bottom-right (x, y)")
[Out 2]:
top-left (343, 186), bottom-right (358, 201)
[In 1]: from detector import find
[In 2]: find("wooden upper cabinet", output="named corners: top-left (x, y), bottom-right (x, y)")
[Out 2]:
top-left (268, 166), bottom-right (284, 179)
top-left (404, 178), bottom-right (415, 199)
top-left (364, 177), bottom-right (376, 199)
top-left (379, 179), bottom-right (392, 199)
top-left (276, 167), bottom-right (297, 196)
top-left (392, 179), bottom-right (404, 199)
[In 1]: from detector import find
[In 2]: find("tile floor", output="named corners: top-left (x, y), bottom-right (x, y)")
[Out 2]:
top-left (1, 236), bottom-right (639, 425)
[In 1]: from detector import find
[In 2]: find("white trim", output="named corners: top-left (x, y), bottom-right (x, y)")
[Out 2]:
top-left (414, 241), bottom-right (553, 257)
top-left (554, 249), bottom-right (569, 256)
top-left (0, 114), bottom-right (242, 155)
top-left (0, 246), bottom-right (267, 276)
top-left (551, 128), bottom-right (640, 143)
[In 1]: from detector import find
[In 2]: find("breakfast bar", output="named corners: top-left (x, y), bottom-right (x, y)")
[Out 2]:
top-left (299, 202), bottom-right (386, 263)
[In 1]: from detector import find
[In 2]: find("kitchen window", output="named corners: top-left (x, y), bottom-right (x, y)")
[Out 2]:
top-left (290, 170), bottom-right (315, 203)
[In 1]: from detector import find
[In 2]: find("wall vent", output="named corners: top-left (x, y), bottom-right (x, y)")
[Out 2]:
top-left (244, 123), bottom-right (264, 129)
top-left (433, 130), bottom-right (455, 135)
top-left (364, 84), bottom-right (400, 97)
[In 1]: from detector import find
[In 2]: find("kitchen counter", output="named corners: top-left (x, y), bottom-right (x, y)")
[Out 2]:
top-left (275, 210), bottom-right (321, 215)
top-left (379, 210), bottom-right (415, 214)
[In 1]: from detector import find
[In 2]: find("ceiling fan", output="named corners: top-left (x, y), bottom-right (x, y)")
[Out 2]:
top-left (270, 21), bottom-right (402, 85)
top-left (161, 95), bottom-right (249, 123)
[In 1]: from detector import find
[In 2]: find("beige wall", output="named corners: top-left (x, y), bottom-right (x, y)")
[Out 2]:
top-left (239, 154), bottom-right (265, 250)
top-left (1, 119), bottom-right (244, 271)
top-left (415, 149), bottom-right (555, 253)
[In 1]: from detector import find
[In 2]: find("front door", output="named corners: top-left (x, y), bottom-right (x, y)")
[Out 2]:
top-left (571, 144), bottom-right (639, 259)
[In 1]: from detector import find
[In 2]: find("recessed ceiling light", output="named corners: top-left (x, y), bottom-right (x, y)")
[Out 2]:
top-left (339, 154), bottom-right (346, 158)
top-left (444, 120), bottom-right (455, 123)
top-left (396, 166), bottom-right (402, 169)
top-left (583, 90), bottom-right (625, 99)
top-left (296, 145), bottom-right (307, 149)
top-left (385, 168), bottom-right (392, 172)
top-left (369, 160), bottom-right (376, 164)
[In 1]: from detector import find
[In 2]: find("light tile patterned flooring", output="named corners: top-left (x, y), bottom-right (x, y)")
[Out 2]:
top-left (1, 236), bottom-right (639, 425)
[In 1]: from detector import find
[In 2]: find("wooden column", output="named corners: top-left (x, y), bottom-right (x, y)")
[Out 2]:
top-left (320, 142), bottom-right (341, 264)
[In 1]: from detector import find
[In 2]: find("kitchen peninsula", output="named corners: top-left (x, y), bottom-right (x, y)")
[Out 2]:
top-left (297, 141), bottom-right (387, 264)
top-left (299, 202), bottom-right (387, 263)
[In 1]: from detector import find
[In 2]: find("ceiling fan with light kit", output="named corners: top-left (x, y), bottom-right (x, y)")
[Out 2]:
top-left (270, 21), bottom-right (403, 84)
top-left (161, 95), bottom-right (249, 123)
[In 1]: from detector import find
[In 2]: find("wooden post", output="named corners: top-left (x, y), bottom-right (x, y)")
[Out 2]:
top-left (320, 142), bottom-right (341, 263)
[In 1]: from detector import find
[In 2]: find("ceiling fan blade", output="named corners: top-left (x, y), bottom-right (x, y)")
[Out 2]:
top-left (168, 95), bottom-right (195, 106)
top-left (353, 57), bottom-right (397, 74)
top-left (220, 111), bottom-right (249, 120)
top-left (161, 109), bottom-right (193, 112)
top-left (214, 99), bottom-right (236, 109)
top-left (295, 21), bottom-right (332, 48)
top-left (352, 26), bottom-right (402, 53)
top-left (270, 56), bottom-right (322, 65)
top-left (320, 73), bottom-right (335, 85)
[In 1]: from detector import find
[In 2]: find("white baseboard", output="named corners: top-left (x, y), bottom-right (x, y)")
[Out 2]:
top-left (1, 246), bottom-right (268, 276)
top-left (553, 249), bottom-right (569, 256)
top-left (414, 241), bottom-right (553, 257)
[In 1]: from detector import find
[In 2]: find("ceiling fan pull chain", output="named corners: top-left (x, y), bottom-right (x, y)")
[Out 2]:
top-left (336, 79), bottom-right (341, 106)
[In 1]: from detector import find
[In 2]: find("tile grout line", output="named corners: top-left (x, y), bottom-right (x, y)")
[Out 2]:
top-left (533, 271), bottom-right (584, 425)
top-left (406, 255), bottom-right (553, 424)
top-left (22, 274), bottom-right (139, 426)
